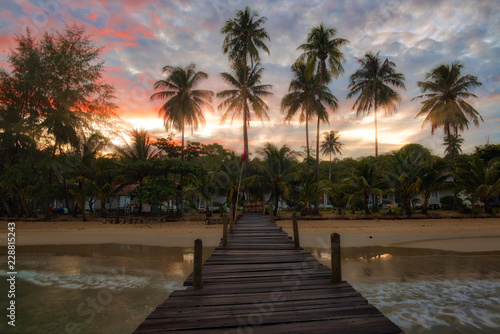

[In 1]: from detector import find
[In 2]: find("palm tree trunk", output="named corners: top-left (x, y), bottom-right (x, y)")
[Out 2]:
top-left (306, 115), bottom-right (310, 160)
top-left (2, 199), bottom-right (13, 218)
top-left (243, 112), bottom-right (249, 175)
top-left (364, 195), bottom-right (370, 214)
top-left (404, 196), bottom-right (412, 215)
top-left (243, 51), bottom-right (249, 177)
top-left (329, 152), bottom-right (332, 182)
top-left (180, 120), bottom-right (185, 213)
top-left (314, 115), bottom-right (321, 213)
top-left (374, 105), bottom-right (378, 157)
top-left (422, 194), bottom-right (430, 215)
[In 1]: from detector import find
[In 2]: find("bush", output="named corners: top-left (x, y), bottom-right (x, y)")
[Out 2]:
top-left (440, 195), bottom-right (463, 210)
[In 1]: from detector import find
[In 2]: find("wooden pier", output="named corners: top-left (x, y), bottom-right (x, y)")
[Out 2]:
top-left (134, 213), bottom-right (403, 333)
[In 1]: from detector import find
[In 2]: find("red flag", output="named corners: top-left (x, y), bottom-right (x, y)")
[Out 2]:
top-left (242, 150), bottom-right (246, 162)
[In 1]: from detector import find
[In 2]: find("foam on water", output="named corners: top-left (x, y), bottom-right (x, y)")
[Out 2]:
top-left (0, 268), bottom-right (154, 290)
top-left (354, 279), bottom-right (500, 333)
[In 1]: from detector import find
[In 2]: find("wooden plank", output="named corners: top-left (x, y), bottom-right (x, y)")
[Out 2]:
top-left (134, 213), bottom-right (403, 334)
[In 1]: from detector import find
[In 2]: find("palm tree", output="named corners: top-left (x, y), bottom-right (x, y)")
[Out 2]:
top-left (385, 144), bottom-right (428, 215)
top-left (221, 6), bottom-right (270, 173)
top-left (347, 51), bottom-right (406, 157)
top-left (458, 156), bottom-right (500, 213)
top-left (150, 64), bottom-right (214, 156)
top-left (217, 63), bottom-right (273, 173)
top-left (419, 156), bottom-right (447, 214)
top-left (414, 62), bottom-right (483, 142)
top-left (344, 157), bottom-right (383, 215)
top-left (320, 130), bottom-right (343, 181)
top-left (297, 24), bottom-right (348, 185)
top-left (281, 60), bottom-right (332, 161)
top-left (255, 143), bottom-right (298, 216)
top-left (443, 133), bottom-right (464, 161)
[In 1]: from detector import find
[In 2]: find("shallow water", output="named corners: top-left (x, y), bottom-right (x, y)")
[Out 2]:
top-left (307, 245), bottom-right (500, 333)
top-left (0, 244), bottom-right (214, 334)
top-left (0, 243), bottom-right (499, 333)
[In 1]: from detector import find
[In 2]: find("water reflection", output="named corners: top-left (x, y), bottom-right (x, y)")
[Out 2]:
top-left (305, 245), bottom-right (500, 333)
top-left (0, 244), bottom-right (214, 334)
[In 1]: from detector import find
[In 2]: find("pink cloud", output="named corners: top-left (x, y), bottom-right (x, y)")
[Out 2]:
top-left (85, 12), bottom-right (99, 22)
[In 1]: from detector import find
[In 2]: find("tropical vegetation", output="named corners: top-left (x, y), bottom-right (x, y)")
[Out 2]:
top-left (1, 10), bottom-right (496, 221)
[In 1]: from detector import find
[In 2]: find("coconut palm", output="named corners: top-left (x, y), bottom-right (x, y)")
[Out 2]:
top-left (150, 64), bottom-right (214, 154)
top-left (419, 156), bottom-right (447, 214)
top-left (347, 51), bottom-right (406, 157)
top-left (320, 130), bottom-right (343, 181)
top-left (344, 157), bottom-right (384, 215)
top-left (298, 24), bottom-right (348, 184)
top-left (221, 6), bottom-right (270, 173)
top-left (458, 156), bottom-right (500, 213)
top-left (443, 133), bottom-right (464, 161)
top-left (384, 144), bottom-right (429, 215)
top-left (414, 61), bottom-right (483, 141)
top-left (281, 60), bottom-right (332, 161)
top-left (256, 143), bottom-right (298, 216)
top-left (217, 63), bottom-right (273, 172)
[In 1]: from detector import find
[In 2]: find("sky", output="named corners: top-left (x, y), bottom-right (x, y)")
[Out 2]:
top-left (1, 0), bottom-right (499, 159)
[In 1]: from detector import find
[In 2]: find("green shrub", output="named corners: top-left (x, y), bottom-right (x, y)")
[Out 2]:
top-left (440, 195), bottom-right (463, 210)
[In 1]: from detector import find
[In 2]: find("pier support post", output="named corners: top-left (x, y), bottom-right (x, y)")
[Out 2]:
top-left (193, 239), bottom-right (203, 287)
top-left (222, 214), bottom-right (228, 247)
top-left (331, 233), bottom-right (342, 282)
top-left (292, 212), bottom-right (300, 248)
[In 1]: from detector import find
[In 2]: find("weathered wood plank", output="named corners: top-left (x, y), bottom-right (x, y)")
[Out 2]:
top-left (134, 213), bottom-right (403, 334)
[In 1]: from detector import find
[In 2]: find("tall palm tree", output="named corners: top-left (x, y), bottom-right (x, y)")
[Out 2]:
top-left (221, 6), bottom-right (270, 173)
top-left (217, 63), bottom-right (273, 173)
top-left (347, 51), bottom-right (406, 157)
top-left (298, 24), bottom-right (348, 185)
top-left (150, 64), bottom-right (214, 155)
top-left (320, 130), bottom-right (343, 181)
top-left (413, 61), bottom-right (483, 141)
top-left (443, 133), bottom-right (464, 161)
top-left (281, 60), bottom-right (332, 161)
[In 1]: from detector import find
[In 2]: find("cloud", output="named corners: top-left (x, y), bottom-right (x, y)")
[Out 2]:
top-left (0, 0), bottom-right (498, 159)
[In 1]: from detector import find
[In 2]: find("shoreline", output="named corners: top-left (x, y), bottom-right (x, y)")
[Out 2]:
top-left (1, 216), bottom-right (499, 252)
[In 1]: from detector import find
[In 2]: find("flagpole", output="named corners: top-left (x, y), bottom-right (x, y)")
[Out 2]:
top-left (234, 152), bottom-right (245, 222)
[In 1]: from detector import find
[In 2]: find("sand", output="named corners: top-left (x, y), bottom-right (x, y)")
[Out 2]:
top-left (1, 215), bottom-right (499, 252)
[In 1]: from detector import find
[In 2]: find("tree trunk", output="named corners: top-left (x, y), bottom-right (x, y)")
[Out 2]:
top-left (3, 199), bottom-right (13, 218)
top-left (274, 196), bottom-right (279, 216)
top-left (422, 193), bottom-right (430, 215)
top-left (484, 197), bottom-right (492, 213)
top-left (305, 116), bottom-right (310, 160)
top-left (374, 105), bottom-right (378, 157)
top-left (44, 170), bottom-right (52, 221)
top-left (313, 115), bottom-right (320, 213)
top-left (364, 195), bottom-right (371, 215)
top-left (404, 196), bottom-right (412, 215)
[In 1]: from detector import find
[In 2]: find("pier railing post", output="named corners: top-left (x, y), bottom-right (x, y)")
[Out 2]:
top-left (222, 214), bottom-right (228, 247)
top-left (193, 238), bottom-right (203, 287)
top-left (292, 212), bottom-right (300, 248)
top-left (331, 233), bottom-right (342, 282)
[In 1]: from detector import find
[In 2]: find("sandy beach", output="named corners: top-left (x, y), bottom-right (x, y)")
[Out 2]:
top-left (2, 214), bottom-right (499, 252)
